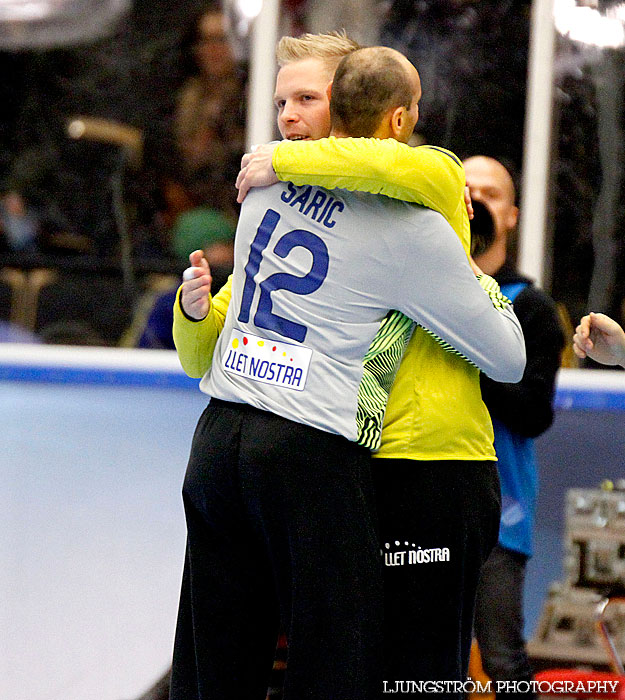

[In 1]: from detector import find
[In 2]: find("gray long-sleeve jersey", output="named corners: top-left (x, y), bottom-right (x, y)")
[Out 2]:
top-left (202, 182), bottom-right (525, 445)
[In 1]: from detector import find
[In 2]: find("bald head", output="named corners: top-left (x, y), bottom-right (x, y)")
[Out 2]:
top-left (463, 156), bottom-right (518, 235)
top-left (330, 46), bottom-right (421, 140)
top-left (464, 156), bottom-right (515, 205)
top-left (463, 155), bottom-right (519, 275)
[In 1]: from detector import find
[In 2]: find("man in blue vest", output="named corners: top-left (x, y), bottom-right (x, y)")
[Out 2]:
top-left (464, 155), bottom-right (564, 700)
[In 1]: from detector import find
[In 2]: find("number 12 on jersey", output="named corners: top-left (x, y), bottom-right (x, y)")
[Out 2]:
top-left (237, 208), bottom-right (329, 343)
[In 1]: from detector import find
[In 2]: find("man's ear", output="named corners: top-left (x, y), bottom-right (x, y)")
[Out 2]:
top-left (326, 81), bottom-right (333, 102)
top-left (389, 106), bottom-right (406, 139)
top-left (507, 205), bottom-right (519, 232)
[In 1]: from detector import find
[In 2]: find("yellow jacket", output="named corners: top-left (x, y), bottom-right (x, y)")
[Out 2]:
top-left (174, 137), bottom-right (496, 461)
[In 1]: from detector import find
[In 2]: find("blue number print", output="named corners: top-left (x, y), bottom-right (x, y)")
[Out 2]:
top-left (237, 210), bottom-right (330, 342)
top-left (255, 229), bottom-right (329, 342)
top-left (238, 209), bottom-right (280, 323)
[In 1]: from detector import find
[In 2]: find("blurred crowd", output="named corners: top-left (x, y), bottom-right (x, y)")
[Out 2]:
top-left (0, 0), bottom-right (619, 360)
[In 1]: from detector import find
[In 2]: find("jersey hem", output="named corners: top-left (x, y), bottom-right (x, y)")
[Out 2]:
top-left (372, 451), bottom-right (497, 462)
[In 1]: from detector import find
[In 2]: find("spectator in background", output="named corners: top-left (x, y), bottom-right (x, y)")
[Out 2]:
top-left (167, 168), bottom-right (236, 266)
top-left (132, 175), bottom-right (236, 350)
top-left (133, 255), bottom-right (232, 352)
top-left (137, 4), bottom-right (244, 262)
top-left (133, 231), bottom-right (234, 351)
top-left (170, 206), bottom-right (234, 265)
top-left (0, 189), bottom-right (41, 253)
top-left (464, 155), bottom-right (564, 700)
top-left (174, 4), bottom-right (246, 186)
top-left (136, 286), bottom-right (178, 350)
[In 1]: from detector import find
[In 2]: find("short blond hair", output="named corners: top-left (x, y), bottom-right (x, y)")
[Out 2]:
top-left (276, 31), bottom-right (360, 75)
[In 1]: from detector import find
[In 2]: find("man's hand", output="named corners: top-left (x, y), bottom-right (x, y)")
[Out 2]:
top-left (573, 312), bottom-right (625, 366)
top-left (181, 250), bottom-right (212, 320)
top-left (235, 143), bottom-right (279, 203)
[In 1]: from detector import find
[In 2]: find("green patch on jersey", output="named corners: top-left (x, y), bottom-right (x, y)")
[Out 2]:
top-left (356, 310), bottom-right (414, 450)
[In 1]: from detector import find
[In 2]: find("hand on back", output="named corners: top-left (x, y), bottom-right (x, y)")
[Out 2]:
top-left (235, 143), bottom-right (280, 203)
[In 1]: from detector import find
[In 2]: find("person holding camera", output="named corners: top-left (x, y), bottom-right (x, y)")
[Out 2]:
top-left (464, 155), bottom-right (564, 700)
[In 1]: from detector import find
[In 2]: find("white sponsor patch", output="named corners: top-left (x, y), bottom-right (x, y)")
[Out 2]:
top-left (222, 328), bottom-right (311, 391)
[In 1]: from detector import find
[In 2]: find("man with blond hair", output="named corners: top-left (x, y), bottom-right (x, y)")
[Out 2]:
top-left (276, 28), bottom-right (360, 63)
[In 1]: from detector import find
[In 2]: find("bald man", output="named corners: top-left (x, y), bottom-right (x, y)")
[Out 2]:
top-left (464, 156), bottom-right (564, 700)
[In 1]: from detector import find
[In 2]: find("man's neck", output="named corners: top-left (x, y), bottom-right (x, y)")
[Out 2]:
top-left (329, 129), bottom-right (383, 139)
top-left (475, 240), bottom-right (507, 277)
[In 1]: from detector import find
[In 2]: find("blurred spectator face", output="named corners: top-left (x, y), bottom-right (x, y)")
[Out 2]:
top-left (194, 11), bottom-right (235, 79)
top-left (463, 156), bottom-right (518, 237)
top-left (1, 190), bottom-right (39, 251)
top-left (3, 191), bottom-right (26, 216)
top-left (274, 58), bottom-right (333, 141)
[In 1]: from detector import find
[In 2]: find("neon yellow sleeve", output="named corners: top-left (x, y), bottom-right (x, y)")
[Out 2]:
top-left (172, 275), bottom-right (232, 378)
top-left (272, 136), bottom-right (470, 254)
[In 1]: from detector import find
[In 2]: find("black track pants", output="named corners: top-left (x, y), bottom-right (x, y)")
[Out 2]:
top-left (170, 399), bottom-right (383, 700)
top-left (372, 458), bottom-right (501, 699)
top-left (474, 545), bottom-right (535, 700)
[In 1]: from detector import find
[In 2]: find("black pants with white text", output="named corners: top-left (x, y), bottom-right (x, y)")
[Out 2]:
top-left (373, 458), bottom-right (501, 699)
